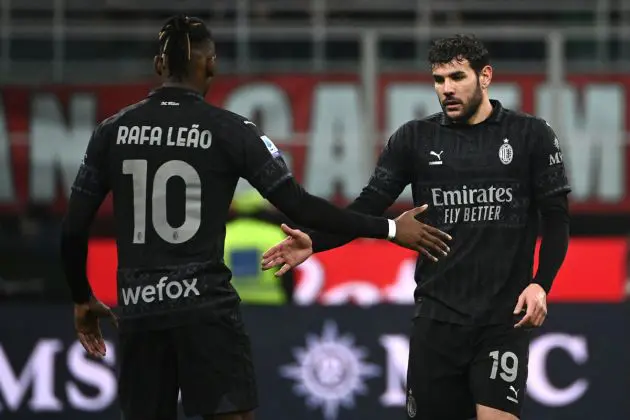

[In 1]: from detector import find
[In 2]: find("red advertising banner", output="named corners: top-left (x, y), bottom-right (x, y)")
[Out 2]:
top-left (1, 73), bottom-right (630, 215)
top-left (87, 237), bottom-right (627, 307)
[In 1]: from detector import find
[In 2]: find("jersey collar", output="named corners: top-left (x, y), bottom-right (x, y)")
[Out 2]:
top-left (148, 86), bottom-right (206, 101)
top-left (440, 99), bottom-right (505, 126)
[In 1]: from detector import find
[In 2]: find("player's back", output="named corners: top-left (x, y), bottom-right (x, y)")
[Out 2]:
top-left (102, 86), bottom-right (257, 329)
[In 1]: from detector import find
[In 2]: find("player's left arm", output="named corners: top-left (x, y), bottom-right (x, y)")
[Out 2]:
top-left (514, 119), bottom-right (571, 328)
top-left (61, 121), bottom-right (117, 357)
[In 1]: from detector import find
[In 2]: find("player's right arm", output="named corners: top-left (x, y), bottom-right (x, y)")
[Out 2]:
top-left (228, 119), bottom-right (443, 252)
top-left (261, 123), bottom-right (452, 275)
top-left (307, 122), bottom-right (420, 253)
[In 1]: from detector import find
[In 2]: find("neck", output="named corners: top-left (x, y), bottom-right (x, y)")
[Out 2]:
top-left (466, 98), bottom-right (493, 125)
top-left (162, 80), bottom-right (205, 96)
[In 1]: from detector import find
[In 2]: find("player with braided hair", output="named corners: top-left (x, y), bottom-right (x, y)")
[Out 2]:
top-left (60, 14), bottom-right (451, 420)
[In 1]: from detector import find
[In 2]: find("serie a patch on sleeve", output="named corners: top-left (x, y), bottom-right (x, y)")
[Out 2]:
top-left (261, 135), bottom-right (280, 157)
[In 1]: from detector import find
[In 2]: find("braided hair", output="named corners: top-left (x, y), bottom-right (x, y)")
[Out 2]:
top-left (158, 15), bottom-right (213, 81)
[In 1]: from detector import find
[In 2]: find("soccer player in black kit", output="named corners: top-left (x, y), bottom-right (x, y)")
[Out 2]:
top-left (59, 15), bottom-right (451, 420)
top-left (261, 34), bottom-right (571, 420)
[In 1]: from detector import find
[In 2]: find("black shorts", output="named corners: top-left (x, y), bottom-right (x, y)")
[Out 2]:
top-left (117, 310), bottom-right (258, 420)
top-left (406, 316), bottom-right (531, 420)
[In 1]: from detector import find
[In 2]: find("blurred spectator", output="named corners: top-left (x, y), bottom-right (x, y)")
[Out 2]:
top-left (225, 185), bottom-right (294, 305)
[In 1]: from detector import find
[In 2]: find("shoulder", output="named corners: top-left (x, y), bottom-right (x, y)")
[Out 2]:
top-left (501, 107), bottom-right (553, 135)
top-left (104, 99), bottom-right (151, 126)
top-left (93, 99), bottom-right (151, 139)
top-left (422, 112), bottom-right (446, 125)
top-left (204, 106), bottom-right (265, 140)
top-left (390, 117), bottom-right (439, 140)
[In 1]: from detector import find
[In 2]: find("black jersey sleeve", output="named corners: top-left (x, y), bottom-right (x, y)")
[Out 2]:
top-left (71, 122), bottom-right (112, 200)
top-left (232, 120), bottom-right (390, 239)
top-left (533, 193), bottom-right (570, 293)
top-left (61, 121), bottom-right (113, 304)
top-left (307, 122), bottom-right (414, 252)
top-left (235, 121), bottom-right (293, 197)
top-left (530, 119), bottom-right (571, 200)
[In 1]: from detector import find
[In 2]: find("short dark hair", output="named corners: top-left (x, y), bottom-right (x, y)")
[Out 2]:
top-left (158, 15), bottom-right (213, 81)
top-left (428, 34), bottom-right (490, 74)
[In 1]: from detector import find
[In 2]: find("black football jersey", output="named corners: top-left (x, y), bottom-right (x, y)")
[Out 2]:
top-left (312, 100), bottom-right (571, 325)
top-left (72, 86), bottom-right (391, 330)
top-left (73, 87), bottom-right (294, 329)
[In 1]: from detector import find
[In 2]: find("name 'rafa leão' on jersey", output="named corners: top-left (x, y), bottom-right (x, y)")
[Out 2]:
top-left (370, 100), bottom-right (571, 324)
top-left (71, 87), bottom-right (294, 329)
top-left (71, 86), bottom-right (394, 330)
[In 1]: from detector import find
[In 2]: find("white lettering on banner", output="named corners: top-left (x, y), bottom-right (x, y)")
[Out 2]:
top-left (527, 333), bottom-right (589, 406)
top-left (224, 83), bottom-right (295, 170)
top-left (383, 259), bottom-right (416, 304)
top-left (376, 332), bottom-right (590, 409)
top-left (299, 82), bottom-right (623, 204)
top-left (294, 256), bottom-right (416, 306)
top-left (29, 94), bottom-right (96, 202)
top-left (2, 79), bottom-right (625, 207)
top-left (0, 102), bottom-right (14, 202)
top-left (304, 84), bottom-right (372, 198)
top-left (223, 83), bottom-right (293, 142)
top-left (0, 339), bottom-right (116, 413)
top-left (321, 282), bottom-right (382, 306)
top-left (379, 335), bottom-right (410, 406)
top-left (293, 258), bottom-right (326, 305)
top-left (536, 84), bottom-right (625, 202)
top-left (0, 339), bottom-right (63, 412)
top-left (66, 341), bottom-right (116, 411)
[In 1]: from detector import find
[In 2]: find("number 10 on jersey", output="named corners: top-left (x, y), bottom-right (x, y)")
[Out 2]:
top-left (122, 159), bottom-right (202, 244)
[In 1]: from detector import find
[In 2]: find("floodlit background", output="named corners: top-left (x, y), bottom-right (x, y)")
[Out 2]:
top-left (0, 1), bottom-right (629, 419)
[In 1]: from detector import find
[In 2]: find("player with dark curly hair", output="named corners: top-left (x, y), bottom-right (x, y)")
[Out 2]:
top-left (262, 34), bottom-right (571, 420)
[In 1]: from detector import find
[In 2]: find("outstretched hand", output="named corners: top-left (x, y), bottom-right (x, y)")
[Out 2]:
top-left (261, 224), bottom-right (313, 277)
top-left (393, 204), bottom-right (452, 261)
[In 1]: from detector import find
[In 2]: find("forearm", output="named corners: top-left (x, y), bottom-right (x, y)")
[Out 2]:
top-left (266, 178), bottom-right (391, 240)
top-left (61, 226), bottom-right (92, 304)
top-left (533, 193), bottom-right (570, 293)
top-left (309, 188), bottom-right (393, 253)
top-left (60, 191), bottom-right (103, 304)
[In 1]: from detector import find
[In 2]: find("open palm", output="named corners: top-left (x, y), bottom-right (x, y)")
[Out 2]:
top-left (261, 224), bottom-right (313, 276)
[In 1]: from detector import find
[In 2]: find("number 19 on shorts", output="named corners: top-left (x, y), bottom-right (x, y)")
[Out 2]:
top-left (488, 350), bottom-right (519, 383)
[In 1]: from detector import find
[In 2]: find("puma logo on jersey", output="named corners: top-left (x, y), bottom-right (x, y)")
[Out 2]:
top-left (429, 150), bottom-right (444, 165)
top-left (507, 386), bottom-right (519, 404)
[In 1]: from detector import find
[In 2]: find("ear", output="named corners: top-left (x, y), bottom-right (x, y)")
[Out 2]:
top-left (153, 55), bottom-right (163, 77)
top-left (206, 55), bottom-right (216, 78)
top-left (479, 65), bottom-right (493, 89)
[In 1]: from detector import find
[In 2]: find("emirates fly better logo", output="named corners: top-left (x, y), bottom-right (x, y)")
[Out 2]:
top-left (280, 321), bottom-right (381, 419)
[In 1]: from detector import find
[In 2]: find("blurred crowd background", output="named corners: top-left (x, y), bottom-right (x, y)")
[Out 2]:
top-left (0, 1), bottom-right (629, 419)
